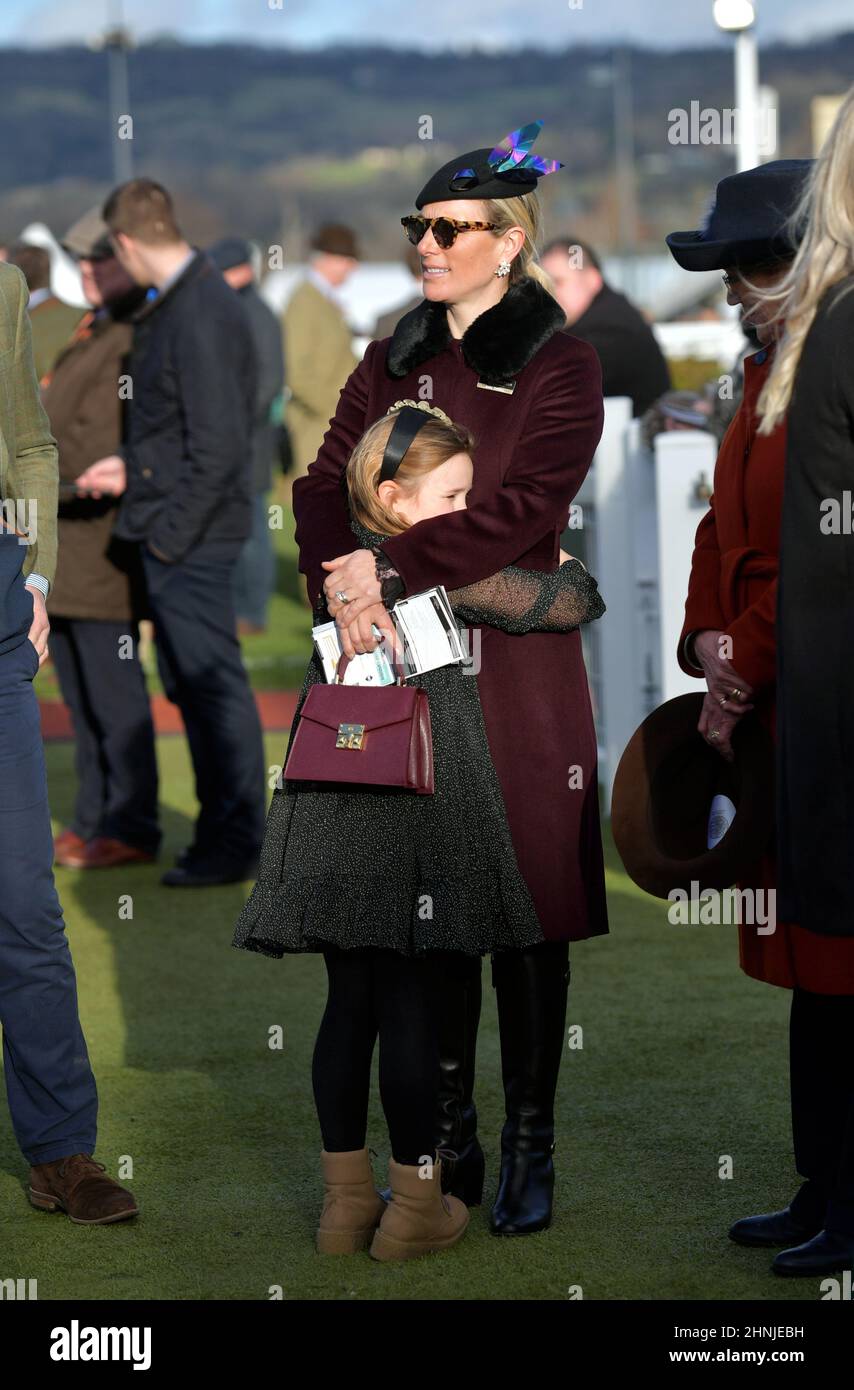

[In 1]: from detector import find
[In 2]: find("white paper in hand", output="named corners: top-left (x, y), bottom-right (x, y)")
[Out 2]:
top-left (311, 621), bottom-right (396, 686)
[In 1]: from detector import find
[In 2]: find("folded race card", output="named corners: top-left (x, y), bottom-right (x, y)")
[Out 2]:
top-left (312, 586), bottom-right (468, 685)
top-left (312, 621), bottom-right (396, 686)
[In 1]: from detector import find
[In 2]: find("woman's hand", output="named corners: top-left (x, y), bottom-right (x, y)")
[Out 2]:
top-left (692, 629), bottom-right (754, 711)
top-left (321, 549), bottom-right (394, 656)
top-left (337, 601), bottom-right (397, 658)
top-left (697, 691), bottom-right (744, 763)
top-left (692, 628), bottom-right (755, 757)
top-left (322, 549), bottom-right (380, 618)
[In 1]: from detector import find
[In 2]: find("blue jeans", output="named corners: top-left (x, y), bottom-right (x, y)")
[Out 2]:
top-left (0, 618), bottom-right (98, 1164)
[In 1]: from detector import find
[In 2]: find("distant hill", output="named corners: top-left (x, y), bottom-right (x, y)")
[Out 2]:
top-left (0, 37), bottom-right (850, 258)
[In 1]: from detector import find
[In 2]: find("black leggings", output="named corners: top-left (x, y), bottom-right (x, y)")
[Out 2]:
top-left (312, 946), bottom-right (471, 1166)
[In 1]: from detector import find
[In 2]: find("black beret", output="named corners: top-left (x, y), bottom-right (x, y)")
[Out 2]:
top-left (415, 147), bottom-right (539, 209)
top-left (415, 122), bottom-right (562, 209)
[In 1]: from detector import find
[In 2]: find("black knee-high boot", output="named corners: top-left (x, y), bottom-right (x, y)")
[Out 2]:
top-left (433, 953), bottom-right (485, 1205)
top-left (489, 941), bottom-right (570, 1236)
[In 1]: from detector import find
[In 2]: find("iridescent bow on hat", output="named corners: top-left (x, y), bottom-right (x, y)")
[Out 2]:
top-left (449, 120), bottom-right (563, 192)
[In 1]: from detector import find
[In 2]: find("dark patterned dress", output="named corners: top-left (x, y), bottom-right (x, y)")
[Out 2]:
top-left (231, 516), bottom-right (604, 959)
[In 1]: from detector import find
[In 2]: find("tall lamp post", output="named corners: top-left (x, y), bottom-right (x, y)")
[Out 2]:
top-left (586, 52), bottom-right (639, 298)
top-left (90, 0), bottom-right (134, 184)
top-left (713, 0), bottom-right (759, 172)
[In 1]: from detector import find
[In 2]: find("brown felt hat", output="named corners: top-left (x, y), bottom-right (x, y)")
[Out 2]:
top-left (610, 693), bottom-right (775, 900)
top-left (309, 223), bottom-right (360, 259)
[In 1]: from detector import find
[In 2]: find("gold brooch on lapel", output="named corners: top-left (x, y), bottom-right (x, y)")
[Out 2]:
top-left (476, 380), bottom-right (516, 394)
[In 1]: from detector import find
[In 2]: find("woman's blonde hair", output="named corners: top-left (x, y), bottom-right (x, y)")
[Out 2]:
top-left (480, 190), bottom-right (553, 291)
top-left (756, 85), bottom-right (854, 435)
top-left (346, 401), bottom-right (475, 535)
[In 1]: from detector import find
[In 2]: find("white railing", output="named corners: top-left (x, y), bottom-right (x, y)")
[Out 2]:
top-left (569, 399), bottom-right (716, 811)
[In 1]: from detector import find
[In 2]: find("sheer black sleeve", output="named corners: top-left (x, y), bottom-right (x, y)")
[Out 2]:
top-left (447, 559), bottom-right (605, 634)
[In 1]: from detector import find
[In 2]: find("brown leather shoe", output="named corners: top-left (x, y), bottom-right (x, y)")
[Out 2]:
top-left (53, 829), bottom-right (89, 866)
top-left (63, 837), bottom-right (156, 869)
top-left (29, 1153), bottom-right (139, 1225)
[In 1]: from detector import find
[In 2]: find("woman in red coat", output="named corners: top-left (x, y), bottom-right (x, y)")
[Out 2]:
top-left (670, 160), bottom-right (854, 1275)
top-left (291, 123), bottom-right (608, 1235)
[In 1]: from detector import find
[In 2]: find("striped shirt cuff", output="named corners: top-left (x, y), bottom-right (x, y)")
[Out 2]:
top-left (25, 572), bottom-right (50, 598)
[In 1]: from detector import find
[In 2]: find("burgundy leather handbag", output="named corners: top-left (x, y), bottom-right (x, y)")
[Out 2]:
top-left (283, 651), bottom-right (434, 795)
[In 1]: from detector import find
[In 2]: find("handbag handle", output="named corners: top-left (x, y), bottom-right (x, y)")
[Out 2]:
top-left (334, 643), bottom-right (407, 686)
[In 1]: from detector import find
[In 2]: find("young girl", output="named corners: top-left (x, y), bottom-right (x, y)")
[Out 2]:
top-left (232, 400), bottom-right (604, 1263)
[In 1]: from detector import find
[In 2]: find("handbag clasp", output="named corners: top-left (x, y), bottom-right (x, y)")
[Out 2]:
top-left (336, 722), bottom-right (365, 750)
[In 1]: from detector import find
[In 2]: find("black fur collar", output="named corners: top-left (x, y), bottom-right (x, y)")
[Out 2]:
top-left (385, 276), bottom-right (566, 386)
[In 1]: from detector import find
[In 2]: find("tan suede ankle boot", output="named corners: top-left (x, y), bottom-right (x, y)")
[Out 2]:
top-left (316, 1148), bottom-right (386, 1255)
top-left (369, 1155), bottom-right (469, 1262)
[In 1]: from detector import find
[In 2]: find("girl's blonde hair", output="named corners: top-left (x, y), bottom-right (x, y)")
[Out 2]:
top-left (480, 190), bottom-right (553, 291)
top-left (346, 401), bottom-right (475, 535)
top-left (756, 85), bottom-right (854, 435)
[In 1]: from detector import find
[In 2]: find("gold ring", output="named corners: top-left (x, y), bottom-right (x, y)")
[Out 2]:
top-left (707, 729), bottom-right (720, 741)
top-left (731, 687), bottom-right (743, 700)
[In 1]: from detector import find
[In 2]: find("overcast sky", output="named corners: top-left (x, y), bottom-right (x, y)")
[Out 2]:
top-left (1, 0), bottom-right (852, 50)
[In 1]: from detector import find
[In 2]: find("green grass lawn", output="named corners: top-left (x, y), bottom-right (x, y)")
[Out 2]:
top-left (0, 731), bottom-right (812, 1302)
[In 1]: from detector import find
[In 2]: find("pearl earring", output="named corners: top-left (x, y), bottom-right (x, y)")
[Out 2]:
top-left (495, 260), bottom-right (511, 278)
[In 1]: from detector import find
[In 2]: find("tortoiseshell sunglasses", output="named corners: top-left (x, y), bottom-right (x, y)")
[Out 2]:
top-left (401, 215), bottom-right (498, 249)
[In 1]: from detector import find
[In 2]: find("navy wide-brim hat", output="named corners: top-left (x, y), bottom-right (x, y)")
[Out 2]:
top-left (610, 694), bottom-right (775, 900)
top-left (666, 159), bottom-right (814, 272)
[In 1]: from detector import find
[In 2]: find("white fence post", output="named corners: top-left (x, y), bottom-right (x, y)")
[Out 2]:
top-left (653, 431), bottom-right (716, 703)
top-left (585, 406), bottom-right (716, 812)
top-left (587, 398), bottom-right (639, 813)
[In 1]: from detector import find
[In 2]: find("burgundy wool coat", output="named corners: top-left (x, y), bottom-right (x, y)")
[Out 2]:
top-left (677, 346), bottom-right (854, 993)
top-left (291, 275), bottom-right (609, 943)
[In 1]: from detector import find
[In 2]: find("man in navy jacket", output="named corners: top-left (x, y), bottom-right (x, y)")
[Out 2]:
top-left (77, 179), bottom-right (265, 886)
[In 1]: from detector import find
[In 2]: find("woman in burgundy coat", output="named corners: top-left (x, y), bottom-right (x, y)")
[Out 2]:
top-left (291, 124), bottom-right (608, 1234)
top-left (670, 158), bottom-right (854, 1277)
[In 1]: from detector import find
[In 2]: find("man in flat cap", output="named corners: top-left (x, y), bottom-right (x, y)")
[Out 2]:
top-left (43, 206), bottom-right (159, 871)
top-left (283, 224), bottom-right (359, 485)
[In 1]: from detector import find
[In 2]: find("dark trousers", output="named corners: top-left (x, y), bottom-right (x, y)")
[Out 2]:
top-left (49, 617), bottom-right (160, 853)
top-left (141, 539), bottom-right (265, 866)
top-left (233, 492), bottom-right (275, 629)
top-left (790, 987), bottom-right (854, 1235)
top-left (312, 947), bottom-right (469, 1165)
top-left (0, 637), bottom-right (98, 1163)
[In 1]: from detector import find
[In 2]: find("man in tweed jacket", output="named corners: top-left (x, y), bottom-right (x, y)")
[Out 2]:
top-left (0, 261), bottom-right (137, 1223)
